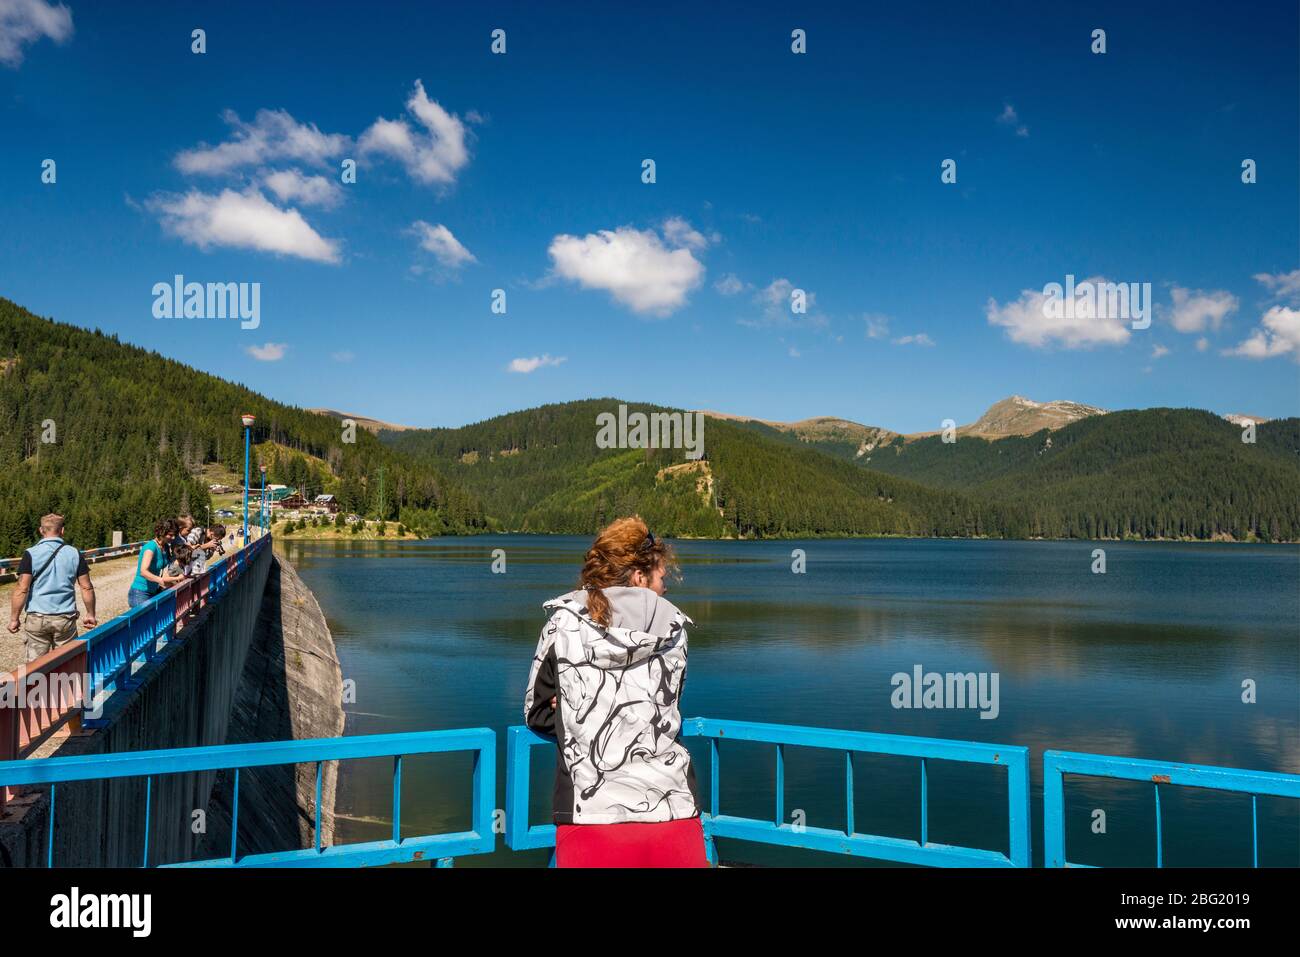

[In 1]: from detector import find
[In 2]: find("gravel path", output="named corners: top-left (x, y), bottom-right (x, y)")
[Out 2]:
top-left (0, 553), bottom-right (141, 674)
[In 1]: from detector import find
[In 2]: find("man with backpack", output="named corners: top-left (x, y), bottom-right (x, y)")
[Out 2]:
top-left (6, 514), bottom-right (97, 662)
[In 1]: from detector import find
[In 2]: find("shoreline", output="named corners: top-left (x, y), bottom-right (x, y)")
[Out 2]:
top-left (277, 530), bottom-right (1300, 546)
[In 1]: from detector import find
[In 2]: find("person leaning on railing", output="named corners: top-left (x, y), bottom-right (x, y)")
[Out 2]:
top-left (523, 516), bottom-right (708, 868)
top-left (179, 514), bottom-right (203, 547)
top-left (6, 513), bottom-right (98, 661)
top-left (191, 524), bottom-right (226, 569)
top-left (127, 520), bottom-right (187, 610)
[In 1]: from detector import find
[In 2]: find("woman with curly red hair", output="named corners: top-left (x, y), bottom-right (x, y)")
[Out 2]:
top-left (523, 516), bottom-right (708, 867)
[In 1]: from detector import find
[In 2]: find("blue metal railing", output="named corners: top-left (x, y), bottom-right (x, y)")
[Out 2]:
top-left (5, 722), bottom-right (1299, 868)
top-left (1043, 749), bottom-right (1300, 868)
top-left (0, 728), bottom-right (496, 867)
top-left (82, 534), bottom-right (269, 723)
top-left (507, 718), bottom-right (1033, 867)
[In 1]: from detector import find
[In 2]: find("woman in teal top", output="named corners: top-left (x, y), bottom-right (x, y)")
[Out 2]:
top-left (128, 520), bottom-right (186, 609)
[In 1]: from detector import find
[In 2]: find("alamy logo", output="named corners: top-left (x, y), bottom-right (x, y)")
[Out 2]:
top-left (0, 673), bottom-right (102, 719)
top-left (50, 887), bottom-right (151, 937)
top-left (596, 404), bottom-right (704, 460)
top-left (891, 665), bottom-right (1000, 719)
top-left (1041, 274), bottom-right (1150, 330)
top-left (152, 275), bottom-right (260, 329)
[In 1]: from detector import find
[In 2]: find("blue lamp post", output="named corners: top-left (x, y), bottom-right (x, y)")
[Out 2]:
top-left (241, 414), bottom-right (255, 542)
top-left (259, 464), bottom-right (268, 533)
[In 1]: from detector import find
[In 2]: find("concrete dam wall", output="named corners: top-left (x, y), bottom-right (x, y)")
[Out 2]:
top-left (0, 547), bottom-right (345, 867)
top-left (198, 555), bottom-right (345, 858)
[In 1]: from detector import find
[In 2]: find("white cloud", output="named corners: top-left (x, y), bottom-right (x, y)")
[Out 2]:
top-left (892, 333), bottom-right (935, 347)
top-left (1253, 269), bottom-right (1300, 300)
top-left (759, 278), bottom-right (797, 310)
top-left (548, 224), bottom-right (705, 315)
top-left (714, 273), bottom-right (748, 296)
top-left (359, 79), bottom-right (471, 187)
top-left (1163, 286), bottom-right (1238, 334)
top-left (246, 342), bottom-right (287, 361)
top-left (1224, 305), bottom-right (1300, 362)
top-left (332, 351), bottom-right (354, 362)
top-left (986, 277), bottom-right (1131, 349)
top-left (175, 109), bottom-right (349, 176)
top-left (662, 216), bottom-right (712, 251)
top-left (508, 354), bottom-right (566, 374)
top-left (1151, 343), bottom-right (1170, 358)
top-left (0, 0), bottom-right (72, 67)
top-left (262, 169), bottom-right (342, 208)
top-left (410, 220), bottom-right (476, 269)
top-left (1196, 337), bottom-right (1209, 352)
top-left (997, 102), bottom-right (1028, 137)
top-left (863, 313), bottom-right (890, 339)
top-left (148, 188), bottom-right (341, 263)
top-left (743, 278), bottom-right (825, 329)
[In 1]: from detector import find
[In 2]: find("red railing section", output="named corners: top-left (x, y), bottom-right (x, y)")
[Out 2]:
top-left (0, 641), bottom-right (87, 806)
top-left (0, 532), bottom-right (270, 811)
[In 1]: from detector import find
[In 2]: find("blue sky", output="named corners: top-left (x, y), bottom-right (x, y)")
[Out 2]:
top-left (1, 0), bottom-right (1296, 432)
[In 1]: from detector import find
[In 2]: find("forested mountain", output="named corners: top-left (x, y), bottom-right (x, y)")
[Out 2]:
top-left (0, 299), bottom-right (486, 556)
top-left (382, 400), bottom-right (1009, 538)
top-left (865, 409), bottom-right (1300, 540)
top-left (385, 401), bottom-right (1300, 542)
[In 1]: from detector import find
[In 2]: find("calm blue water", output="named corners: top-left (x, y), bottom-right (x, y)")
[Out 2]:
top-left (279, 536), bottom-right (1300, 867)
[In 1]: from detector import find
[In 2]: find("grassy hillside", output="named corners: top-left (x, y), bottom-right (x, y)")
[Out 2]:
top-left (0, 299), bottom-right (486, 555)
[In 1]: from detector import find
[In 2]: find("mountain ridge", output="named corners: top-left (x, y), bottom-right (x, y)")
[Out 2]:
top-left (700, 393), bottom-right (1109, 444)
top-left (382, 397), bottom-right (1300, 542)
top-left (309, 408), bottom-right (415, 434)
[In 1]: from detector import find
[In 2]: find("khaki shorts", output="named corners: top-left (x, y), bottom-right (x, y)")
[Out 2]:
top-left (23, 612), bottom-right (79, 662)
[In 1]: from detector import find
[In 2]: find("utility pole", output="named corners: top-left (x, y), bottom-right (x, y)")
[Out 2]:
top-left (240, 414), bottom-right (255, 542)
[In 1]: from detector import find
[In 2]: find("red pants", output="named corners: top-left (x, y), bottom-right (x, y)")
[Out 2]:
top-left (555, 816), bottom-right (709, 868)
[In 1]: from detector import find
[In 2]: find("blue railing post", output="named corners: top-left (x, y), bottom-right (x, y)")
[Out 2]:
top-left (505, 725), bottom-right (556, 852)
top-left (231, 767), bottom-right (241, 864)
top-left (142, 776), bottom-right (153, 867)
top-left (1043, 754), bottom-right (1066, 867)
top-left (314, 761), bottom-right (324, 854)
top-left (775, 744), bottom-right (784, 827)
top-left (1007, 746), bottom-right (1032, 868)
top-left (392, 755), bottom-right (402, 845)
top-left (1153, 781), bottom-right (1163, 868)
top-left (471, 739), bottom-right (494, 849)
top-left (844, 751), bottom-right (855, 837)
top-left (919, 757), bottom-right (929, 847)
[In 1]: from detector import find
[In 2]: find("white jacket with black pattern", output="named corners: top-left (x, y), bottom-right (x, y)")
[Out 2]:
top-left (523, 586), bottom-right (700, 825)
